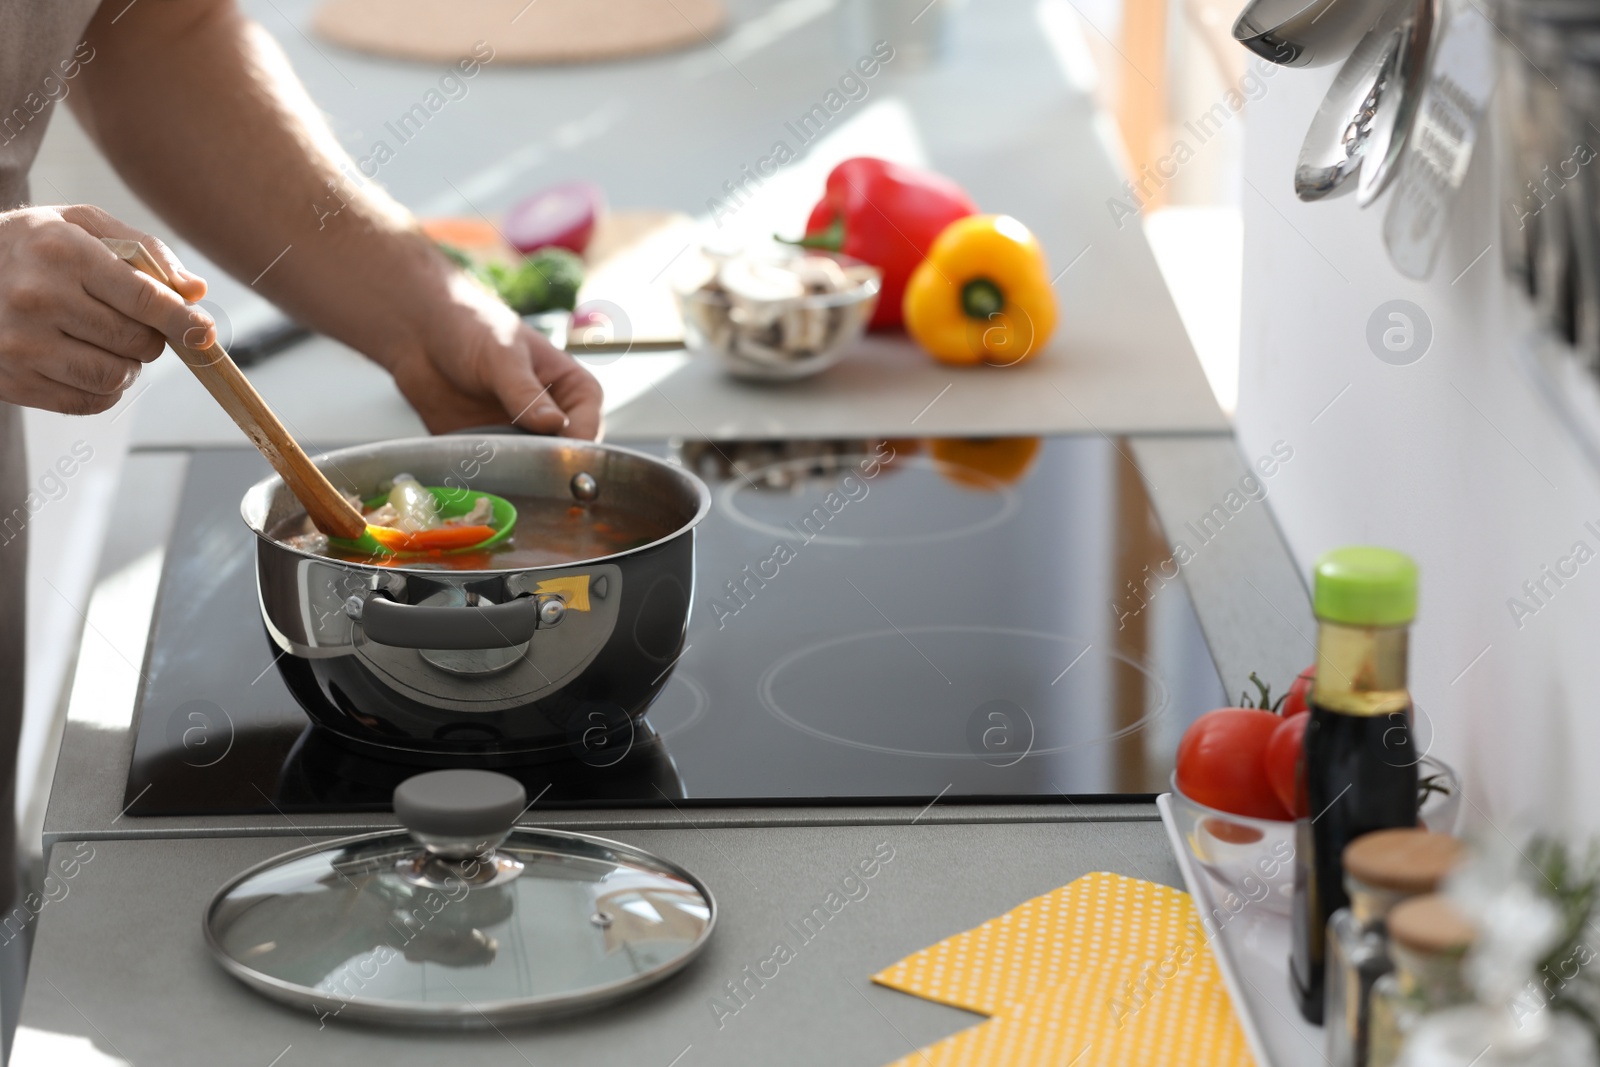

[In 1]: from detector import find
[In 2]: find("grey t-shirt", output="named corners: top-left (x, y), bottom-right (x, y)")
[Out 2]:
top-left (0, 0), bottom-right (102, 909)
top-left (0, 1), bottom-right (99, 208)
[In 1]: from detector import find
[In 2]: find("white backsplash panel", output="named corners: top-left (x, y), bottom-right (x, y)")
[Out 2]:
top-left (1239, 65), bottom-right (1600, 839)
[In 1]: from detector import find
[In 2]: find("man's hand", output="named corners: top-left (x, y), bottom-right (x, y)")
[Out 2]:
top-left (0, 204), bottom-right (213, 415)
top-left (385, 269), bottom-right (603, 439)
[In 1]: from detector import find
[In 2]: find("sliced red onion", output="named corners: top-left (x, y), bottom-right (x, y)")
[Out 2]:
top-left (504, 181), bottom-right (604, 255)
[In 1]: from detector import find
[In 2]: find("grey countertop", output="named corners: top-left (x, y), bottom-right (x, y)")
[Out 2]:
top-left (17, 822), bottom-right (1184, 1067)
top-left (15, 0), bottom-right (1313, 1061)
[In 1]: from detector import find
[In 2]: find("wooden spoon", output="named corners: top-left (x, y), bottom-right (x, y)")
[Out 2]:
top-left (103, 238), bottom-right (366, 539)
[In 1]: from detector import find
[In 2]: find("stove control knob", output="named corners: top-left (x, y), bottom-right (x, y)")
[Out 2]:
top-left (537, 595), bottom-right (566, 628)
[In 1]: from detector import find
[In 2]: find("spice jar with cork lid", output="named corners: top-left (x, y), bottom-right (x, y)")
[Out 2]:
top-left (1325, 829), bottom-right (1467, 1067)
top-left (1368, 894), bottom-right (1475, 1067)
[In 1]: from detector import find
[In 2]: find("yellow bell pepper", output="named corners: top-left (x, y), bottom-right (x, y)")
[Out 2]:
top-left (902, 215), bottom-right (1058, 366)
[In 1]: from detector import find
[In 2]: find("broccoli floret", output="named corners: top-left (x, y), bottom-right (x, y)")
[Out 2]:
top-left (434, 241), bottom-right (585, 315)
top-left (483, 261), bottom-right (550, 315)
top-left (524, 247), bottom-right (584, 311)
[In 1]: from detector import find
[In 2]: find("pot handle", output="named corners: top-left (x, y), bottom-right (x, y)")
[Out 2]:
top-left (359, 594), bottom-right (555, 650)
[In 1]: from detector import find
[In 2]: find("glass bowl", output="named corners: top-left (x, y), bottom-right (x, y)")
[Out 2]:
top-left (1167, 754), bottom-right (1460, 918)
top-left (1167, 775), bottom-right (1298, 916)
top-left (675, 250), bottom-right (880, 381)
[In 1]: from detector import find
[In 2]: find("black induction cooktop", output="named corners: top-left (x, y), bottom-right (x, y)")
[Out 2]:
top-left (123, 435), bottom-right (1226, 816)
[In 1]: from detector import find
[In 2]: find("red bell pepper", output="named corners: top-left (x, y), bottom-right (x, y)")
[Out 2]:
top-left (790, 158), bottom-right (977, 329)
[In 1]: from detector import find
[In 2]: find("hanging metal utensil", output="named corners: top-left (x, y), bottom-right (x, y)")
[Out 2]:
top-left (1562, 35), bottom-right (1600, 364)
top-left (1294, 0), bottom-right (1428, 200)
top-left (1353, 0), bottom-right (1439, 204)
top-left (1381, 0), bottom-right (1498, 278)
top-left (1491, 0), bottom-right (1543, 295)
top-left (1518, 2), bottom-right (1600, 345)
top-left (1234, 0), bottom-right (1407, 67)
top-left (1293, 44), bottom-right (1394, 197)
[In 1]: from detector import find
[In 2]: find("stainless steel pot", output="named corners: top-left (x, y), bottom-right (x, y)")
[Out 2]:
top-left (240, 436), bottom-right (710, 764)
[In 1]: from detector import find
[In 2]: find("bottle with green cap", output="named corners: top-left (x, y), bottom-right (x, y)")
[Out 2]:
top-left (1291, 546), bottom-right (1421, 1025)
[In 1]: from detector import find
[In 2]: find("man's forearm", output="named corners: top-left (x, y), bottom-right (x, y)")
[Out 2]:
top-left (70, 0), bottom-right (448, 366)
top-left (63, 0), bottom-right (603, 440)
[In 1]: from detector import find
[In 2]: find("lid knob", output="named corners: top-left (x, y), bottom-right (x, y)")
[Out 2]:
top-left (394, 770), bottom-right (527, 860)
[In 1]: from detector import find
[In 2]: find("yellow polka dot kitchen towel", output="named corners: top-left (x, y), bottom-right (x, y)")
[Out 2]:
top-left (870, 871), bottom-right (1256, 1067)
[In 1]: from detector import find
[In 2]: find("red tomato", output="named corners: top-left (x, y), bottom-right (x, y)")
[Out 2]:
top-left (1176, 708), bottom-right (1292, 820)
top-left (1282, 665), bottom-right (1316, 719)
top-left (1265, 711), bottom-right (1310, 818)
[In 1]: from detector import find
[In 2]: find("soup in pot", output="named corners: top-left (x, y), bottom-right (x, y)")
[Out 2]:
top-left (271, 492), bottom-right (676, 570)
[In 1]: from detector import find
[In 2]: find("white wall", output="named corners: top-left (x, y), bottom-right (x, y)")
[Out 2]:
top-left (1238, 65), bottom-right (1600, 837)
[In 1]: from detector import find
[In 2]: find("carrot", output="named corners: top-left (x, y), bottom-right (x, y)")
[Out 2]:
top-left (367, 524), bottom-right (497, 553)
top-left (418, 217), bottom-right (505, 250)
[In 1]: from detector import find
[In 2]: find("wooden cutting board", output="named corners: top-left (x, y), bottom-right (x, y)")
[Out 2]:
top-left (575, 210), bottom-right (696, 349)
top-left (314, 0), bottom-right (726, 64)
top-left (420, 210), bottom-right (693, 348)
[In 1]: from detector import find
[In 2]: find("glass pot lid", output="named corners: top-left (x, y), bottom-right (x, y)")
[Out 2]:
top-left (204, 770), bottom-right (715, 1027)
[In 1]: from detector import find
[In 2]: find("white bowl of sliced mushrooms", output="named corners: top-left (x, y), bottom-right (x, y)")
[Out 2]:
top-left (675, 248), bottom-right (881, 381)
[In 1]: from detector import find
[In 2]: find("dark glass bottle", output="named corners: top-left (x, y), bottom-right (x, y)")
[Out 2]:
top-left (1290, 547), bottom-right (1420, 1024)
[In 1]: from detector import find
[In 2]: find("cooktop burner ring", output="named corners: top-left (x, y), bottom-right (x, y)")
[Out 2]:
top-left (755, 624), bottom-right (1171, 760)
top-left (648, 668), bottom-right (708, 741)
top-left (715, 454), bottom-right (1021, 548)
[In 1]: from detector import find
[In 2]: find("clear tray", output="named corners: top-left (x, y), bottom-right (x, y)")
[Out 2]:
top-left (1157, 793), bottom-right (1324, 1067)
